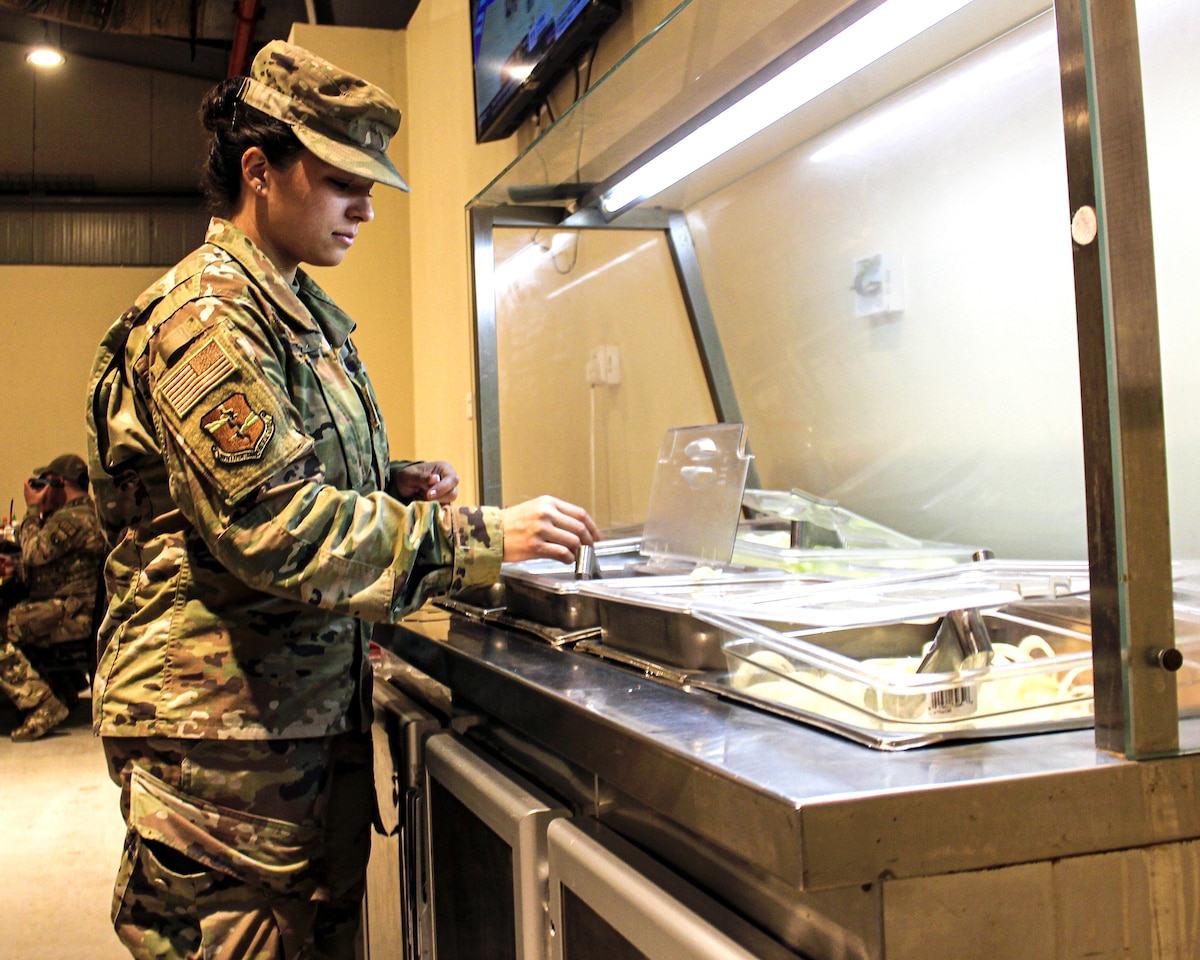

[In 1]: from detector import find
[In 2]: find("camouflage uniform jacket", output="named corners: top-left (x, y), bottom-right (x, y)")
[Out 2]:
top-left (16, 497), bottom-right (107, 602)
top-left (86, 217), bottom-right (502, 740)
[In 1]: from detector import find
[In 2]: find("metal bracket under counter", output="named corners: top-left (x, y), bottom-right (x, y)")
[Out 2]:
top-left (375, 608), bottom-right (1200, 896)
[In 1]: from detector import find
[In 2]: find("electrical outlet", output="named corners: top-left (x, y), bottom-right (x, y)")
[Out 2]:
top-left (587, 345), bottom-right (621, 385)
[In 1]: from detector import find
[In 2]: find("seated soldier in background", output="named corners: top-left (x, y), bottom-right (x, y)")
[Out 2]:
top-left (0, 454), bottom-right (108, 742)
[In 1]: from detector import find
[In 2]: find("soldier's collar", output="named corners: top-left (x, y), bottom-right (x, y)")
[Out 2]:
top-left (293, 271), bottom-right (356, 349)
top-left (204, 218), bottom-right (352, 346)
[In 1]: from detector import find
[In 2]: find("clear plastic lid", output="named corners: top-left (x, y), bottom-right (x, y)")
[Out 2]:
top-left (713, 609), bottom-right (1100, 734)
top-left (641, 423), bottom-right (753, 566)
top-left (575, 569), bottom-right (823, 611)
top-left (731, 538), bottom-right (983, 578)
top-left (689, 560), bottom-right (1091, 628)
top-left (741, 488), bottom-right (928, 549)
top-left (735, 488), bottom-right (986, 576)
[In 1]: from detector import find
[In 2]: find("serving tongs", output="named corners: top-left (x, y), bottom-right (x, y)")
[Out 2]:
top-left (574, 543), bottom-right (602, 580)
top-left (916, 608), bottom-right (994, 674)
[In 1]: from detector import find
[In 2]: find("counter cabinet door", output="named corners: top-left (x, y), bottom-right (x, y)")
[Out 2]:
top-left (424, 732), bottom-right (570, 960)
top-left (363, 678), bottom-right (441, 960)
top-left (547, 819), bottom-right (804, 960)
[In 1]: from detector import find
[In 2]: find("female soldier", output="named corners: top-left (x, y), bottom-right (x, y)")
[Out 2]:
top-left (86, 39), bottom-right (599, 960)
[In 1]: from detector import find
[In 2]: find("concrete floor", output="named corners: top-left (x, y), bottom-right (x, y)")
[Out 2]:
top-left (0, 696), bottom-right (129, 960)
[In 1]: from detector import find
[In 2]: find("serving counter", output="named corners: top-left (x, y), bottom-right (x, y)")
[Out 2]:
top-left (370, 607), bottom-right (1200, 960)
top-left (357, 0), bottom-right (1200, 955)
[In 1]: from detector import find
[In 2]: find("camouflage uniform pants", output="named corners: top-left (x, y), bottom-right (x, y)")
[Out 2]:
top-left (0, 597), bottom-right (92, 709)
top-left (104, 732), bottom-right (374, 960)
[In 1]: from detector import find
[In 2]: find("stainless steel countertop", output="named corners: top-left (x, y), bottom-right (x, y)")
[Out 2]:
top-left (375, 606), bottom-right (1200, 892)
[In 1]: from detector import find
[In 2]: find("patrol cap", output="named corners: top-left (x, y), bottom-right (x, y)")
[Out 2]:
top-left (36, 453), bottom-right (88, 487)
top-left (237, 39), bottom-right (410, 192)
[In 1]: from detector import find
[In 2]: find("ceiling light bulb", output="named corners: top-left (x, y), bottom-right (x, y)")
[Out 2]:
top-left (27, 45), bottom-right (65, 68)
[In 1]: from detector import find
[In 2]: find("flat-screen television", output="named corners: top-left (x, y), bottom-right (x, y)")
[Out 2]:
top-left (471, 0), bottom-right (622, 144)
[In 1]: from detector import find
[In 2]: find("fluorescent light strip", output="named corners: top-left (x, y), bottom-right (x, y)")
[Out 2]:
top-left (599, 0), bottom-right (977, 215)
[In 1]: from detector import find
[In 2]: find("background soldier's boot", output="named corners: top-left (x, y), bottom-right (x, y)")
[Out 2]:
top-left (1, 641), bottom-right (69, 741)
top-left (11, 690), bottom-right (69, 741)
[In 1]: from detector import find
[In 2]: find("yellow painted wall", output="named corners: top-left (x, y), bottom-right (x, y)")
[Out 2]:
top-left (402, 0), bottom-right (518, 505)
top-left (396, 0), bottom-right (685, 509)
top-left (0, 265), bottom-right (162, 520)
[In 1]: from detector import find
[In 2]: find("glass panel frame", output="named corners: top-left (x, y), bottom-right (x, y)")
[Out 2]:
top-left (1054, 0), bottom-right (1179, 757)
top-left (468, 0), bottom-right (1190, 758)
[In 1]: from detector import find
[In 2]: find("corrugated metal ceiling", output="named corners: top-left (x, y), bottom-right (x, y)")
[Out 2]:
top-left (0, 0), bottom-right (421, 265)
top-left (0, 0), bottom-right (421, 80)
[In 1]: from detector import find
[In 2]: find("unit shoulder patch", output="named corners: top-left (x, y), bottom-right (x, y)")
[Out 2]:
top-left (151, 318), bottom-right (314, 507)
top-left (200, 392), bottom-right (276, 463)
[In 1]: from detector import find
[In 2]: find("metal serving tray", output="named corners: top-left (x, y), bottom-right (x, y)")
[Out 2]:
top-left (709, 602), bottom-right (1200, 749)
top-left (500, 538), bottom-right (647, 631)
top-left (500, 537), bottom-right (768, 633)
top-left (573, 560), bottom-right (1086, 672)
top-left (552, 554), bottom-right (1077, 667)
top-left (567, 562), bottom-right (1200, 749)
top-left (576, 573), bottom-right (829, 670)
top-left (699, 564), bottom-right (1200, 749)
top-left (561, 559), bottom-right (1089, 672)
top-left (719, 602), bottom-right (1097, 725)
top-left (496, 524), bottom-right (982, 640)
top-left (689, 560), bottom-right (1092, 627)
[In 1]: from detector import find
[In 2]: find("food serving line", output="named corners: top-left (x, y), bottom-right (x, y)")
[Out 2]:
top-left (372, 593), bottom-right (1200, 959)
top-left (355, 0), bottom-right (1198, 951)
top-left (363, 448), bottom-right (1200, 959)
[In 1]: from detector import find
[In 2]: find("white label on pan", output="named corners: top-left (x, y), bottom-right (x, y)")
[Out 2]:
top-left (926, 682), bottom-right (978, 718)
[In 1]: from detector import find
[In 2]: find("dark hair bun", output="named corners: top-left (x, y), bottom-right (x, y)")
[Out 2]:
top-left (200, 78), bottom-right (244, 134)
top-left (197, 79), bottom-right (302, 213)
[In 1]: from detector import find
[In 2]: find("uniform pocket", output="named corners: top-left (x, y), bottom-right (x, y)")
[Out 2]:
top-left (128, 766), bottom-right (322, 897)
top-left (110, 829), bottom-right (138, 925)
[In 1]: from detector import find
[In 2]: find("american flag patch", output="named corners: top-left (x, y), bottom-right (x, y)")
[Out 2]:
top-left (161, 338), bottom-right (237, 416)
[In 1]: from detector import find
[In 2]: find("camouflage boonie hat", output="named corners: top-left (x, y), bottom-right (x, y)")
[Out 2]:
top-left (238, 39), bottom-right (410, 192)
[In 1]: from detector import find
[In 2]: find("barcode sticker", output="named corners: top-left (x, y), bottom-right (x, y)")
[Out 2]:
top-left (927, 684), bottom-right (977, 718)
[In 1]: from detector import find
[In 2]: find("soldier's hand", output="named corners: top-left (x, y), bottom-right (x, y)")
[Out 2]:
top-left (0, 555), bottom-right (14, 579)
top-left (391, 461), bottom-right (459, 504)
top-left (500, 496), bottom-right (600, 565)
top-left (23, 477), bottom-right (48, 510)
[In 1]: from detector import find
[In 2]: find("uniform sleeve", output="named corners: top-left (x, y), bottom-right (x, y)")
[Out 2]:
top-left (147, 296), bottom-right (502, 623)
top-left (20, 506), bottom-right (92, 569)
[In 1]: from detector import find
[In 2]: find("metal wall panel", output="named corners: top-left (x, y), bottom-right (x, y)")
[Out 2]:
top-left (0, 205), bottom-right (207, 265)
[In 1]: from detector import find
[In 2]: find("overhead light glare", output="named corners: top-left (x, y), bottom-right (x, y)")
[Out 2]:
top-left (505, 63), bottom-right (535, 84)
top-left (27, 45), bottom-right (65, 68)
top-left (599, 0), bottom-right (977, 215)
top-left (808, 23), bottom-right (1055, 164)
